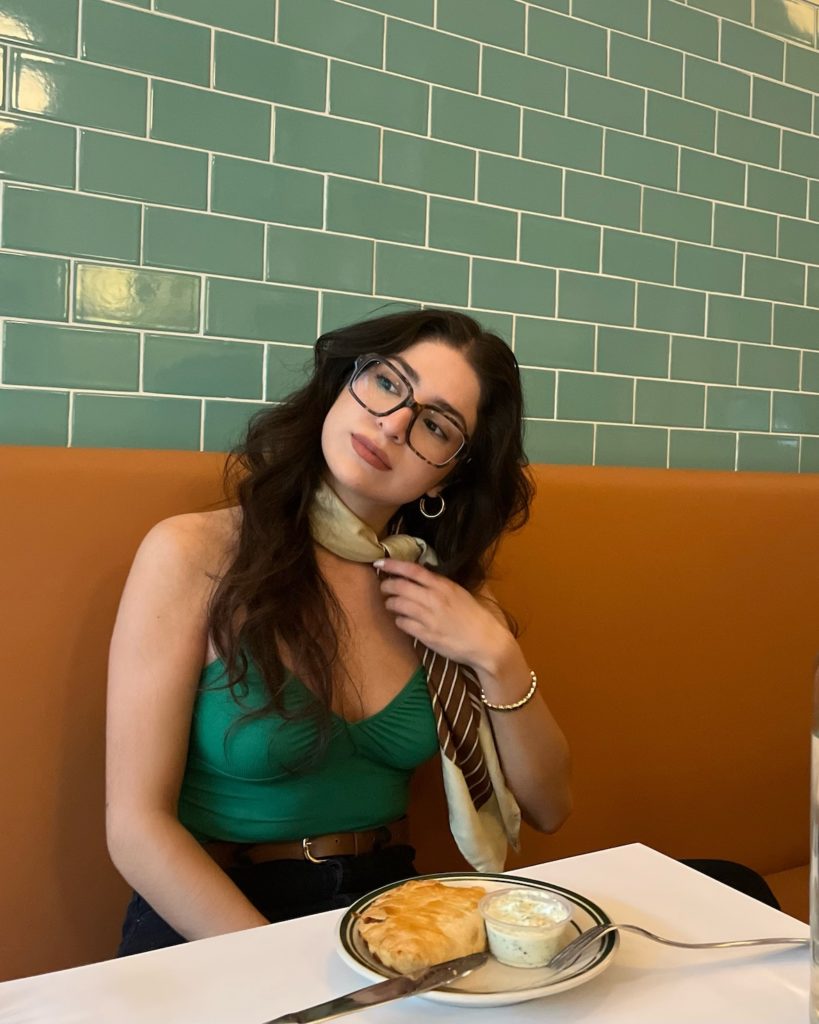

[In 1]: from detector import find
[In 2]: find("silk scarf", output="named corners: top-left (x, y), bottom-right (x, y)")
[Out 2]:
top-left (309, 480), bottom-right (520, 871)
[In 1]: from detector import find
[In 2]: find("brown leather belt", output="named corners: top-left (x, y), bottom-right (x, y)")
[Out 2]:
top-left (203, 817), bottom-right (410, 869)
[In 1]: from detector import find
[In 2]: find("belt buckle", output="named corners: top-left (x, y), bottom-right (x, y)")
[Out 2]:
top-left (302, 837), bottom-right (327, 864)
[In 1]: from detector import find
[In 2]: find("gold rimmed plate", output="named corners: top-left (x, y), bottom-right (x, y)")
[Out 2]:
top-left (336, 871), bottom-right (618, 1008)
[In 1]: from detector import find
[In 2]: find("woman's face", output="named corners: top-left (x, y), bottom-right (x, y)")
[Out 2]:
top-left (321, 339), bottom-right (481, 533)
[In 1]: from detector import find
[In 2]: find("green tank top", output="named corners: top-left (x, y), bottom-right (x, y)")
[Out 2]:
top-left (177, 659), bottom-right (439, 843)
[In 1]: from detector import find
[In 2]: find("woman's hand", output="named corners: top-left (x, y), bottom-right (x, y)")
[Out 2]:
top-left (375, 557), bottom-right (512, 673)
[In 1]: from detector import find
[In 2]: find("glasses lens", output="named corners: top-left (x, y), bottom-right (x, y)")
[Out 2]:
top-left (351, 359), bottom-right (408, 413)
top-left (409, 408), bottom-right (464, 466)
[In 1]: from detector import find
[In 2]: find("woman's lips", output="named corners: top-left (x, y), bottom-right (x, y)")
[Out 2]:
top-left (351, 433), bottom-right (392, 471)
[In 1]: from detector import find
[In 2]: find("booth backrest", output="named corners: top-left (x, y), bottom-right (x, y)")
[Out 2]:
top-left (1, 447), bottom-right (817, 981)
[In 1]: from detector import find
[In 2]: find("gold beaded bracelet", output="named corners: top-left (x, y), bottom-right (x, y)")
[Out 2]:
top-left (479, 670), bottom-right (538, 712)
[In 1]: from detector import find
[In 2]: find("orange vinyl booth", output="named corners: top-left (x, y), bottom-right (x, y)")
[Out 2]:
top-left (1, 445), bottom-right (817, 982)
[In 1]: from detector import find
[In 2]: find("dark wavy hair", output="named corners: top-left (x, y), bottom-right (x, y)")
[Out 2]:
top-left (209, 308), bottom-right (534, 747)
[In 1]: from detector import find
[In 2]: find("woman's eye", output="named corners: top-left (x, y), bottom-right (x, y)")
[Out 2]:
top-left (423, 416), bottom-right (448, 441)
top-left (375, 373), bottom-right (400, 394)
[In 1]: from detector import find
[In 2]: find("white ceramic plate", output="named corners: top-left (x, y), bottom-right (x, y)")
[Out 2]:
top-left (336, 871), bottom-right (618, 1008)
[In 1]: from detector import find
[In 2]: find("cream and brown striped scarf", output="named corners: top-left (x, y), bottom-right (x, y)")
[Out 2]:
top-left (309, 481), bottom-right (520, 871)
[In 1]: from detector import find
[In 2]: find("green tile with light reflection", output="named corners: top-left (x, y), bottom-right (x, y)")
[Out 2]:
top-left (737, 433), bottom-right (799, 472)
top-left (0, 0), bottom-right (79, 56)
top-left (0, 114), bottom-right (75, 186)
top-left (74, 264), bottom-right (200, 331)
top-left (10, 51), bottom-right (147, 135)
top-left (773, 392), bottom-right (819, 435)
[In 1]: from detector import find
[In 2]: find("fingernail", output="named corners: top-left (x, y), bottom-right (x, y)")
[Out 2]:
top-left (373, 559), bottom-right (385, 568)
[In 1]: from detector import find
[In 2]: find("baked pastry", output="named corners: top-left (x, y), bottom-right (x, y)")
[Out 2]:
top-left (357, 878), bottom-right (488, 974)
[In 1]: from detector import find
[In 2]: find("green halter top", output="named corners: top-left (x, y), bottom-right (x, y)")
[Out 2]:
top-left (177, 659), bottom-right (439, 843)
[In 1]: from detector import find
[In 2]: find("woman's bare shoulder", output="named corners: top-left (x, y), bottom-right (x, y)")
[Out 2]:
top-left (137, 507), bottom-right (241, 583)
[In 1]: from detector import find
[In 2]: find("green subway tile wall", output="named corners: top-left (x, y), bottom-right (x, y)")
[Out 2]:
top-left (0, 0), bottom-right (818, 470)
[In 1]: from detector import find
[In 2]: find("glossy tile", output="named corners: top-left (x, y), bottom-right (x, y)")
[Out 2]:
top-left (375, 244), bottom-right (468, 305)
top-left (2, 185), bottom-right (140, 263)
top-left (438, 0), bottom-right (524, 49)
top-left (471, 259), bottom-right (555, 316)
top-left (679, 150), bottom-right (745, 204)
top-left (739, 343), bottom-right (800, 390)
top-left (636, 379), bottom-right (705, 427)
top-left (215, 36), bottom-right (326, 112)
top-left (559, 272), bottom-right (634, 327)
top-left (528, 9), bottom-right (607, 74)
top-left (671, 336), bottom-right (738, 384)
top-left (81, 0), bottom-right (210, 85)
top-left (564, 172), bottom-right (641, 230)
top-left (429, 198), bottom-right (516, 259)
top-left (557, 372), bottom-right (633, 422)
top-left (516, 318), bottom-right (595, 371)
top-left (746, 167), bottom-right (807, 218)
top-left (595, 425), bottom-right (668, 468)
top-left (718, 112), bottom-right (781, 168)
top-left (737, 433), bottom-right (799, 472)
top-left (481, 48), bottom-right (564, 114)
top-left (0, 114), bottom-right (75, 186)
top-left (72, 393), bottom-right (201, 450)
top-left (524, 420), bottom-right (594, 466)
top-left (708, 295), bottom-right (772, 344)
top-left (202, 400), bottom-right (269, 452)
top-left (520, 214), bottom-right (600, 272)
top-left (706, 386), bottom-right (770, 431)
top-left (597, 326), bottom-right (669, 378)
top-left (143, 335), bottom-right (264, 399)
top-left (713, 205), bottom-right (778, 256)
top-left (642, 188), bottom-right (712, 244)
top-left (144, 208), bottom-right (264, 280)
top-left (210, 157), bottom-right (323, 228)
top-left (10, 51), bottom-right (146, 135)
top-left (520, 367), bottom-right (556, 418)
top-left (604, 131), bottom-right (678, 190)
top-left (74, 264), bottom-right (200, 331)
top-left (568, 71), bottom-right (644, 134)
top-left (637, 283), bottom-right (706, 335)
top-left (0, 0), bottom-right (78, 56)
top-left (684, 57), bottom-right (750, 116)
top-left (152, 81), bottom-right (270, 160)
top-left (320, 293), bottom-right (419, 333)
top-left (779, 217), bottom-right (819, 263)
top-left (3, 322), bottom-right (138, 390)
top-left (602, 229), bottom-right (675, 284)
top-left (478, 154), bottom-right (561, 215)
top-left (330, 62), bottom-right (427, 134)
top-left (275, 108), bottom-right (379, 180)
top-left (266, 343), bottom-right (313, 400)
top-left (785, 42), bottom-right (819, 92)
top-left (327, 179), bottom-right (426, 245)
top-left (755, 0), bottom-right (815, 47)
top-left (266, 225), bottom-right (372, 292)
top-left (205, 278), bottom-right (318, 343)
top-left (744, 256), bottom-right (805, 305)
top-left (431, 88), bottom-right (519, 155)
top-left (0, 251), bottom-right (67, 319)
top-left (382, 132), bottom-right (475, 199)
top-left (676, 243), bottom-right (743, 295)
top-left (154, 0), bottom-right (276, 37)
top-left (80, 131), bottom-right (208, 209)
top-left (386, 20), bottom-right (478, 91)
top-left (523, 109), bottom-right (603, 173)
top-left (721, 21), bottom-right (783, 79)
top-left (669, 429), bottom-right (737, 470)
top-left (574, 0), bottom-right (648, 37)
top-left (0, 388), bottom-right (68, 445)
top-left (610, 33), bottom-right (681, 95)
top-left (752, 79), bottom-right (812, 133)
top-left (773, 304), bottom-right (819, 351)
top-left (650, 0), bottom-right (718, 59)
top-left (646, 93), bottom-right (715, 152)
top-left (278, 0), bottom-right (383, 67)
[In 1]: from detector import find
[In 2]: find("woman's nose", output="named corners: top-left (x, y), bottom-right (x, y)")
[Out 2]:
top-left (377, 405), bottom-right (414, 443)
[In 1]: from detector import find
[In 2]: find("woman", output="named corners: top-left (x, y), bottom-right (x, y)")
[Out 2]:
top-left (107, 309), bottom-right (572, 955)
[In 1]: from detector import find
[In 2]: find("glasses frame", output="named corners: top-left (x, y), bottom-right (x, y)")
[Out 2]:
top-left (347, 354), bottom-right (470, 468)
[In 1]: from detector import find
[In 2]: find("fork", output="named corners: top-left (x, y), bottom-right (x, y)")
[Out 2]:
top-left (548, 922), bottom-right (809, 972)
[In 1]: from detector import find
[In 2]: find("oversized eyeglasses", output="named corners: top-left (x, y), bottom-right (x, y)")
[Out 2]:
top-left (348, 355), bottom-right (469, 468)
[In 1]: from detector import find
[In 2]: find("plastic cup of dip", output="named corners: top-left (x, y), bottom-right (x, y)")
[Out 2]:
top-left (478, 887), bottom-right (572, 969)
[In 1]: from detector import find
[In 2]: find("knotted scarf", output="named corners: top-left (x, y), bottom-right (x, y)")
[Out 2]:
top-left (309, 480), bottom-right (520, 871)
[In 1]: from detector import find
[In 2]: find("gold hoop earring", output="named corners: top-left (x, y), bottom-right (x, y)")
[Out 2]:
top-left (419, 494), bottom-right (445, 519)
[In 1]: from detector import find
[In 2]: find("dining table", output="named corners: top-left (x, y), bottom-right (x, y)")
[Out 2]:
top-left (0, 842), bottom-right (809, 1023)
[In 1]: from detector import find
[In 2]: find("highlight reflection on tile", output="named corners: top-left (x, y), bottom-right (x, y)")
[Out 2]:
top-left (74, 264), bottom-right (200, 331)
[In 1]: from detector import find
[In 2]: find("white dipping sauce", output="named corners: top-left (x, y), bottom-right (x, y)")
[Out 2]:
top-left (479, 888), bottom-right (571, 968)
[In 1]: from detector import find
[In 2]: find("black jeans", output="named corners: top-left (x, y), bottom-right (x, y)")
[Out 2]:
top-left (116, 844), bottom-right (418, 957)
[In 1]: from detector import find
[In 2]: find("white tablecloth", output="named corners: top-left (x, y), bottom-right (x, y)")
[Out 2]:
top-left (0, 843), bottom-right (809, 1023)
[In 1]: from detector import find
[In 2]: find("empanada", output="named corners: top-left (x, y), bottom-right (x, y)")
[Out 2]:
top-left (357, 878), bottom-right (487, 974)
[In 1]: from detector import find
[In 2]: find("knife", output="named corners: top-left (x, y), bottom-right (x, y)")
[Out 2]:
top-left (262, 950), bottom-right (489, 1023)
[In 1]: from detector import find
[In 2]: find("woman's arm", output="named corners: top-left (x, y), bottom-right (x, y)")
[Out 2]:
top-left (106, 514), bottom-right (268, 940)
top-left (376, 559), bottom-right (571, 834)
